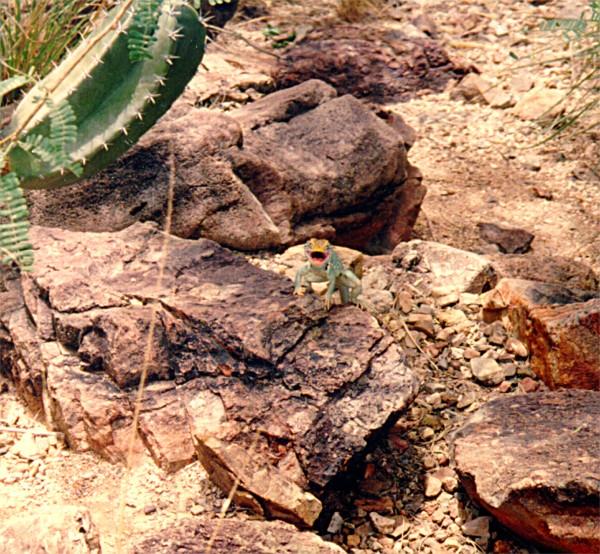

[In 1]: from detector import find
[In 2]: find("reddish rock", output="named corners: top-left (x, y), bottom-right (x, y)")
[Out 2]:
top-left (482, 279), bottom-right (599, 390)
top-left (486, 253), bottom-right (598, 292)
top-left (452, 390), bottom-right (600, 554)
top-left (512, 299), bottom-right (599, 390)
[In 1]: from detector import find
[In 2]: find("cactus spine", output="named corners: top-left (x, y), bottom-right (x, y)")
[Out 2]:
top-left (5, 0), bottom-right (206, 190)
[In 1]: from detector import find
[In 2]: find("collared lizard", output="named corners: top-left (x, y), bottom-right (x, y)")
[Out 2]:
top-left (294, 238), bottom-right (362, 310)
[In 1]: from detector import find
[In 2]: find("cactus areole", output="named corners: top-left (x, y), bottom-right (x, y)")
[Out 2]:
top-left (7, 0), bottom-right (206, 190)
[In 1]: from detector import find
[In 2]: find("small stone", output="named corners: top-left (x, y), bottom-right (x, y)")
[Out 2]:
top-left (437, 309), bottom-right (467, 327)
top-left (497, 380), bottom-right (513, 393)
top-left (519, 376), bottom-right (540, 393)
top-left (470, 357), bottom-right (505, 386)
top-left (505, 337), bottom-right (528, 358)
top-left (456, 391), bottom-right (477, 409)
top-left (462, 348), bottom-right (480, 360)
top-left (390, 515), bottom-right (410, 538)
top-left (407, 313), bottom-right (435, 337)
top-left (436, 292), bottom-right (459, 308)
top-left (327, 511), bottom-right (344, 534)
top-left (370, 512), bottom-right (397, 535)
top-left (346, 534), bottom-right (361, 547)
top-left (433, 467), bottom-right (459, 492)
top-left (422, 454), bottom-right (437, 470)
top-left (189, 504), bottom-right (205, 515)
top-left (419, 426), bottom-right (435, 441)
top-left (424, 474), bottom-right (443, 498)
top-left (462, 516), bottom-right (492, 538)
top-left (143, 504), bottom-right (157, 515)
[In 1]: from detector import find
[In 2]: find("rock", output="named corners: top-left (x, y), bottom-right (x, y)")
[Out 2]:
top-left (505, 336), bottom-right (528, 358)
top-left (481, 279), bottom-right (599, 390)
top-left (0, 505), bottom-right (101, 554)
top-left (424, 473), bottom-right (443, 497)
top-left (229, 82), bottom-right (424, 251)
top-left (486, 253), bottom-right (598, 291)
top-left (449, 73), bottom-right (488, 104)
top-left (452, 390), bottom-right (600, 554)
top-left (470, 357), bottom-right (505, 386)
top-left (477, 222), bottom-right (534, 254)
top-left (274, 26), bottom-right (466, 103)
top-left (370, 512), bottom-right (397, 535)
top-left (391, 240), bottom-right (497, 295)
top-left (27, 80), bottom-right (424, 253)
top-left (1, 223), bottom-right (419, 523)
top-left (195, 437), bottom-right (322, 527)
top-left (134, 517), bottom-right (345, 553)
top-left (327, 511), bottom-right (344, 534)
top-left (461, 516), bottom-right (492, 538)
top-left (511, 86), bottom-right (564, 121)
top-left (512, 299), bottom-right (600, 390)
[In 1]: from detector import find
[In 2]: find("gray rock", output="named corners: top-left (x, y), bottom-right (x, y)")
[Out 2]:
top-left (391, 240), bottom-right (497, 295)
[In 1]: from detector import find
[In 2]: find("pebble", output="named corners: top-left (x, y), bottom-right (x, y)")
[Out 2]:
top-left (461, 516), bottom-right (492, 538)
top-left (328, 511), bottom-right (344, 533)
top-left (470, 357), bottom-right (505, 386)
top-left (143, 504), bottom-right (157, 515)
top-left (424, 474), bottom-right (443, 498)
top-left (370, 512), bottom-right (397, 535)
top-left (505, 336), bottom-right (528, 357)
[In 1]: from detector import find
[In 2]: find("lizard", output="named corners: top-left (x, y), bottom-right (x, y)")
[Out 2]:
top-left (294, 238), bottom-right (362, 310)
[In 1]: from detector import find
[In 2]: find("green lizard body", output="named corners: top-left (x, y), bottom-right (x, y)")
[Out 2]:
top-left (294, 238), bottom-right (362, 310)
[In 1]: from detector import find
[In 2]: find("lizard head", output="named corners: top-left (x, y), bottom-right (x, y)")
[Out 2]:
top-left (304, 238), bottom-right (332, 267)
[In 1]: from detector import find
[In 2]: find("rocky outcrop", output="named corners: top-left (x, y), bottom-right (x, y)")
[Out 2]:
top-left (27, 80), bottom-right (424, 253)
top-left (134, 517), bottom-right (345, 553)
top-left (0, 222), bottom-right (419, 526)
top-left (451, 390), bottom-right (600, 554)
top-left (481, 279), bottom-right (599, 390)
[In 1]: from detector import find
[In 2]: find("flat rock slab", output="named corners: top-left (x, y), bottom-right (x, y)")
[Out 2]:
top-left (134, 517), bottom-right (345, 553)
top-left (1, 222), bottom-right (419, 526)
top-left (452, 390), bottom-right (600, 554)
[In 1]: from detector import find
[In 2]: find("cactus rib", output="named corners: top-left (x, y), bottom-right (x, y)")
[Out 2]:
top-left (7, 0), bottom-right (205, 190)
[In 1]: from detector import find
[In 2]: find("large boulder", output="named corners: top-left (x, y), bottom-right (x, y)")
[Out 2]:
top-left (27, 80), bottom-right (424, 253)
top-left (0, 222), bottom-right (419, 526)
top-left (452, 390), bottom-right (600, 554)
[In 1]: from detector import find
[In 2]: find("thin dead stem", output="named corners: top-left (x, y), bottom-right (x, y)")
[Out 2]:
top-left (116, 142), bottom-right (176, 553)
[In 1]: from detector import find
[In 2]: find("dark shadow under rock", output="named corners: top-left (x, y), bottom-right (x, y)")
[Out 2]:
top-left (0, 222), bottom-right (419, 526)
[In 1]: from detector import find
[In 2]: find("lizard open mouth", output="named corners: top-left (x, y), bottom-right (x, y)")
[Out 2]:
top-left (309, 251), bottom-right (330, 265)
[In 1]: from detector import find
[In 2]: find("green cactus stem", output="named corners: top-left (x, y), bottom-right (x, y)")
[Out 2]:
top-left (5, 0), bottom-right (205, 190)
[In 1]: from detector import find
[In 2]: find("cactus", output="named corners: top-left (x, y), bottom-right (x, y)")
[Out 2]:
top-left (4, 0), bottom-right (206, 190)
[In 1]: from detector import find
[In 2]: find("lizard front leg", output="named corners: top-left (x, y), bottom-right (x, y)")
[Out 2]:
top-left (324, 271), bottom-right (337, 310)
top-left (294, 265), bottom-right (310, 296)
